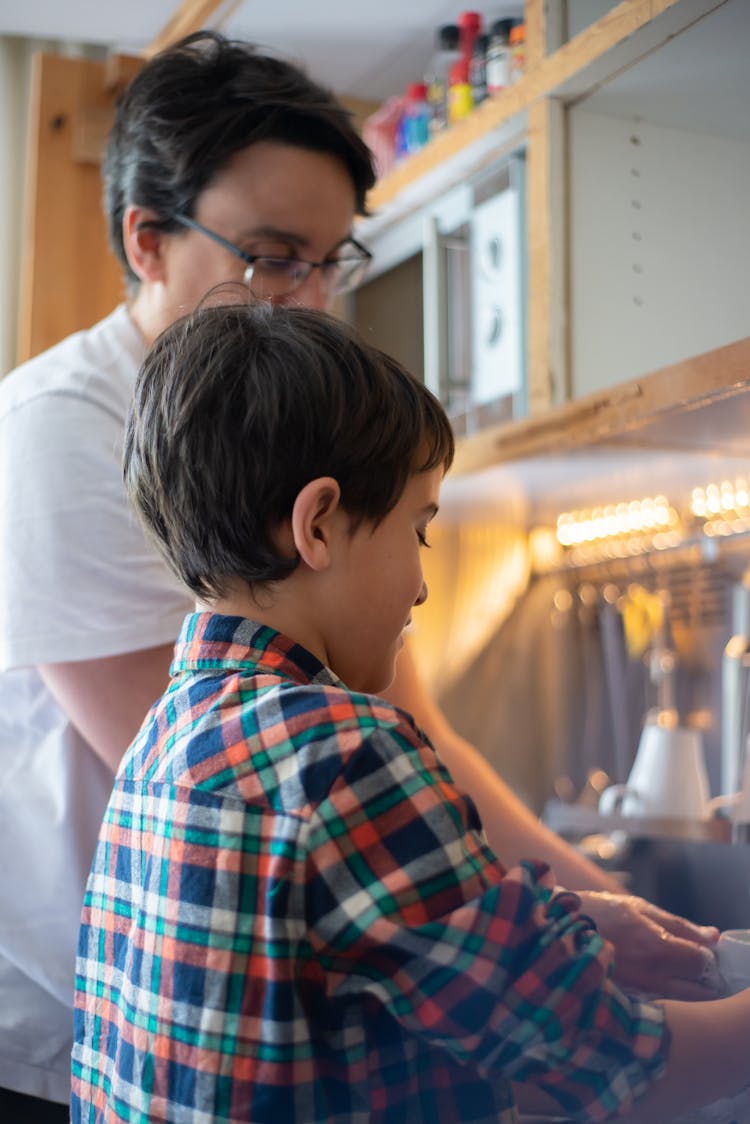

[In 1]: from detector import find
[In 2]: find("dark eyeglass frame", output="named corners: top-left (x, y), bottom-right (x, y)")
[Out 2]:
top-left (171, 213), bottom-right (372, 296)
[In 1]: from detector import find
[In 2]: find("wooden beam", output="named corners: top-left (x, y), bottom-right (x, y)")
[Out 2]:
top-left (17, 54), bottom-right (128, 361)
top-left (525, 96), bottom-right (567, 417)
top-left (72, 105), bottom-right (114, 164)
top-left (102, 53), bottom-right (144, 92)
top-left (451, 335), bottom-right (750, 476)
top-left (524, 0), bottom-right (546, 69)
top-left (71, 55), bottom-right (143, 165)
top-left (144, 0), bottom-right (241, 59)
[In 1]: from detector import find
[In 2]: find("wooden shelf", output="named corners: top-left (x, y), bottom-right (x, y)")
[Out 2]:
top-left (451, 334), bottom-right (750, 477)
top-left (366, 0), bottom-right (725, 221)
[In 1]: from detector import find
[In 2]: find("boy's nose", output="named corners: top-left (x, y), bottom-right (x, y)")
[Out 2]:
top-left (415, 580), bottom-right (428, 607)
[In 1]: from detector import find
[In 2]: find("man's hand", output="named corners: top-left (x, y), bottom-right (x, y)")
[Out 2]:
top-left (577, 890), bottom-right (720, 1000)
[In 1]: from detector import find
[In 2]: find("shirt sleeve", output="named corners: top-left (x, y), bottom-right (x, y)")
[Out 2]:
top-left (0, 388), bottom-right (189, 669)
top-left (305, 722), bottom-right (668, 1121)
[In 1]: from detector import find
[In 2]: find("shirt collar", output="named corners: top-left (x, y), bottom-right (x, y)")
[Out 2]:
top-left (171, 611), bottom-right (342, 689)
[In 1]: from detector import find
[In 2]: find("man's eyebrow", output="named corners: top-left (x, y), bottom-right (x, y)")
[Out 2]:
top-left (234, 227), bottom-right (355, 254)
top-left (235, 225), bottom-right (310, 248)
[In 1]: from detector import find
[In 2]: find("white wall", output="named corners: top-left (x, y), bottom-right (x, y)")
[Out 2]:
top-left (569, 108), bottom-right (750, 397)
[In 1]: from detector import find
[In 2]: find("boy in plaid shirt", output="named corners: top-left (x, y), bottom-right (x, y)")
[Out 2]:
top-left (73, 304), bottom-right (750, 1123)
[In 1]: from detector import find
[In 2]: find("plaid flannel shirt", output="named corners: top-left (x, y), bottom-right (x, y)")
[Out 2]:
top-left (72, 612), bottom-right (668, 1123)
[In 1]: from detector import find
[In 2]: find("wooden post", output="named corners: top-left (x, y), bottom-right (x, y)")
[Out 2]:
top-left (526, 96), bottom-right (568, 415)
top-left (524, 0), bottom-right (546, 68)
top-left (17, 54), bottom-right (137, 362)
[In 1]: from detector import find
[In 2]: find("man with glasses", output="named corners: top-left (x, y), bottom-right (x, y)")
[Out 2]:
top-left (0, 30), bottom-right (721, 1122)
top-left (168, 211), bottom-right (372, 298)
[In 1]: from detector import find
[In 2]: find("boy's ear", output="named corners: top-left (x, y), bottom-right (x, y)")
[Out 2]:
top-left (122, 205), bottom-right (169, 284)
top-left (290, 477), bottom-right (343, 571)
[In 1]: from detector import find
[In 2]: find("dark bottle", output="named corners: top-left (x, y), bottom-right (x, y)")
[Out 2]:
top-left (470, 32), bottom-right (489, 106)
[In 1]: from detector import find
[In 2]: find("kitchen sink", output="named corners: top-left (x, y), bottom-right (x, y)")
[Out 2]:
top-left (604, 837), bottom-right (750, 931)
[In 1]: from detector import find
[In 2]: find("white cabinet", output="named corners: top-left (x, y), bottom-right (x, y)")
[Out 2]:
top-left (568, 0), bottom-right (750, 397)
top-left (470, 174), bottom-right (525, 408)
top-left (350, 153), bottom-right (527, 432)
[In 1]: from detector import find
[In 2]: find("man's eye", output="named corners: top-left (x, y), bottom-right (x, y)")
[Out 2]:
top-left (255, 257), bottom-right (302, 276)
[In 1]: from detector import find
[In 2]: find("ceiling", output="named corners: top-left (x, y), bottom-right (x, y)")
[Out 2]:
top-left (1, 1), bottom-right (745, 129)
top-left (0, 0), bottom-right (523, 101)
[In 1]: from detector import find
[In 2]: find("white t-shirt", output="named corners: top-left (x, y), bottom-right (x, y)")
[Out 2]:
top-left (0, 306), bottom-right (190, 1102)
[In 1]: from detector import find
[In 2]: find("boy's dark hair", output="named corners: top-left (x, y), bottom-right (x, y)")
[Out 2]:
top-left (124, 303), bottom-right (454, 600)
top-left (104, 31), bottom-right (376, 286)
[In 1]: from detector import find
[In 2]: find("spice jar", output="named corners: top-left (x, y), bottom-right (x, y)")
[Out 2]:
top-left (447, 58), bottom-right (473, 123)
top-left (509, 22), bottom-right (526, 83)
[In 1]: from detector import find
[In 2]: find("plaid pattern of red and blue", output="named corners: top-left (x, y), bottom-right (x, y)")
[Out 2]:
top-left (72, 612), bottom-right (668, 1123)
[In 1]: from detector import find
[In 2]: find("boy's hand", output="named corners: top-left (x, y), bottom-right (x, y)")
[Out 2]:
top-left (576, 890), bottom-right (720, 1000)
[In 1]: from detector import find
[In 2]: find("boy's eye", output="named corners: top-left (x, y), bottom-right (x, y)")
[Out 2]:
top-left (417, 529), bottom-right (431, 548)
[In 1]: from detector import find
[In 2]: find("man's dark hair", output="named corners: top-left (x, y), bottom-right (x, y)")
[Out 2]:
top-left (124, 303), bottom-right (454, 600)
top-left (104, 31), bottom-right (375, 285)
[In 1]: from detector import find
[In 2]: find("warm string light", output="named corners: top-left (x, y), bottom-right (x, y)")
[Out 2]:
top-left (692, 478), bottom-right (750, 537)
top-left (544, 475), bottom-right (750, 571)
top-left (555, 495), bottom-right (680, 564)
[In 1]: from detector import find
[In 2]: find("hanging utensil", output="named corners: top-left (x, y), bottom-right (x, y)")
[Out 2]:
top-left (598, 583), bottom-right (633, 784)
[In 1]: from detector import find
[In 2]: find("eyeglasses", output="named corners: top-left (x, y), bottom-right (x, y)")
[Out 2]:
top-left (171, 213), bottom-right (372, 298)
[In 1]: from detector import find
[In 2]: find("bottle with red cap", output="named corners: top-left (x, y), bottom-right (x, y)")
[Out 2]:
top-left (448, 11), bottom-right (481, 124)
top-left (447, 57), bottom-right (473, 124)
top-left (470, 32), bottom-right (489, 106)
top-left (400, 82), bottom-right (431, 156)
top-left (458, 11), bottom-right (482, 66)
top-left (509, 21), bottom-right (526, 82)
